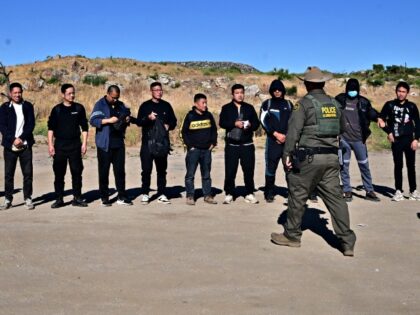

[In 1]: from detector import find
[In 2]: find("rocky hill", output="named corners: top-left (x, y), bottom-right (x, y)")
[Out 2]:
top-left (0, 55), bottom-right (418, 149)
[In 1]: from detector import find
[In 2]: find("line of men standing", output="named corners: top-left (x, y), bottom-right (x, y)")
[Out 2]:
top-left (0, 74), bottom-right (418, 216)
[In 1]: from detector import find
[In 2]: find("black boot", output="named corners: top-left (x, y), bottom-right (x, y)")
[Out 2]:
top-left (265, 175), bottom-right (275, 203)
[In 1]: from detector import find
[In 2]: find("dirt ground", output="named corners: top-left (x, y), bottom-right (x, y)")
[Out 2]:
top-left (0, 145), bottom-right (419, 315)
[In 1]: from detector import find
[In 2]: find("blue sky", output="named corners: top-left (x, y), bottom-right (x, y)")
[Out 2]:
top-left (1, 0), bottom-right (419, 73)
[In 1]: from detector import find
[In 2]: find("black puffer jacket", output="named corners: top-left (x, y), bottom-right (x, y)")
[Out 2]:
top-left (335, 94), bottom-right (378, 143)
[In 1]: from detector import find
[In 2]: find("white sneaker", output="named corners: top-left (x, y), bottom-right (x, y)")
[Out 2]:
top-left (24, 198), bottom-right (35, 210)
top-left (157, 194), bottom-right (171, 204)
top-left (0, 198), bottom-right (12, 210)
top-left (245, 194), bottom-right (259, 204)
top-left (392, 190), bottom-right (404, 202)
top-left (408, 190), bottom-right (420, 201)
top-left (141, 194), bottom-right (150, 205)
top-left (223, 194), bottom-right (233, 204)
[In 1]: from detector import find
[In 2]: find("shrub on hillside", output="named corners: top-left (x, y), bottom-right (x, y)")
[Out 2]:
top-left (83, 75), bottom-right (108, 86)
top-left (286, 85), bottom-right (297, 96)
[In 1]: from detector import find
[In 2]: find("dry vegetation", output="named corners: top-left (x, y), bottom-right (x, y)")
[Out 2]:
top-left (1, 55), bottom-right (418, 149)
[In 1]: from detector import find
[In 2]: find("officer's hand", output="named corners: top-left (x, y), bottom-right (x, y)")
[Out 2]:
top-left (377, 118), bottom-right (385, 128)
top-left (411, 139), bottom-right (419, 151)
top-left (282, 156), bottom-right (292, 170)
top-left (235, 120), bottom-right (244, 129)
top-left (387, 133), bottom-right (395, 143)
top-left (48, 144), bottom-right (55, 157)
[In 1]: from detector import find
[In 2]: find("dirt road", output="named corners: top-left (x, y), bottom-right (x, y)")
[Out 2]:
top-left (0, 145), bottom-right (419, 314)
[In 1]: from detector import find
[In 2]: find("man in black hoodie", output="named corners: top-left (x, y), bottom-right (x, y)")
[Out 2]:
top-left (335, 78), bottom-right (380, 202)
top-left (219, 84), bottom-right (260, 204)
top-left (260, 79), bottom-right (292, 202)
top-left (180, 93), bottom-right (218, 205)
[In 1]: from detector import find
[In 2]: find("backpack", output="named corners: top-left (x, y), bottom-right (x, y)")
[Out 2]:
top-left (148, 118), bottom-right (170, 157)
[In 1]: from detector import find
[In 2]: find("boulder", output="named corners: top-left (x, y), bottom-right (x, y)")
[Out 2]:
top-left (245, 84), bottom-right (260, 97)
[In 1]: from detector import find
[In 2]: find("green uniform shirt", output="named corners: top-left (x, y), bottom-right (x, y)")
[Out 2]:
top-left (284, 89), bottom-right (345, 156)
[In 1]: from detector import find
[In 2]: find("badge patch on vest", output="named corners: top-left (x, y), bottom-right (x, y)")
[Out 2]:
top-left (189, 119), bottom-right (211, 130)
top-left (293, 103), bottom-right (300, 111)
top-left (321, 105), bottom-right (337, 118)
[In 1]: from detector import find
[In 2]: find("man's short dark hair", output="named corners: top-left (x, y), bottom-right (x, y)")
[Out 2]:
top-left (9, 82), bottom-right (23, 92)
top-left (231, 84), bottom-right (245, 94)
top-left (61, 83), bottom-right (74, 94)
top-left (396, 81), bottom-right (410, 93)
top-left (150, 82), bottom-right (162, 89)
top-left (194, 93), bottom-right (207, 103)
top-left (107, 85), bottom-right (120, 94)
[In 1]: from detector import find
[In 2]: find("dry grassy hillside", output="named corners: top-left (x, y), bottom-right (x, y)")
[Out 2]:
top-left (1, 56), bottom-right (419, 149)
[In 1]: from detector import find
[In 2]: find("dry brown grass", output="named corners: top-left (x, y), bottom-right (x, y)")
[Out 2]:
top-left (1, 56), bottom-right (419, 148)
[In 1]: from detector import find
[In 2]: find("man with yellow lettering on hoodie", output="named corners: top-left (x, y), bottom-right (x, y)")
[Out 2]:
top-left (180, 93), bottom-right (218, 205)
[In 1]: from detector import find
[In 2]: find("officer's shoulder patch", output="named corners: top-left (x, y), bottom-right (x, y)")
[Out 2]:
top-left (293, 103), bottom-right (300, 111)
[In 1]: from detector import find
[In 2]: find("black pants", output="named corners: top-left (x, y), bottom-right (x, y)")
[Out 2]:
top-left (97, 146), bottom-right (126, 199)
top-left (264, 138), bottom-right (284, 197)
top-left (3, 147), bottom-right (33, 201)
top-left (392, 136), bottom-right (416, 193)
top-left (140, 143), bottom-right (168, 194)
top-left (224, 144), bottom-right (255, 196)
top-left (53, 146), bottom-right (83, 198)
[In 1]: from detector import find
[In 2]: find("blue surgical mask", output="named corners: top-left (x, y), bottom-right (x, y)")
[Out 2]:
top-left (347, 90), bottom-right (358, 98)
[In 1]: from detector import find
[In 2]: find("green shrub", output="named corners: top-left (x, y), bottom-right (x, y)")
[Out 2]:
top-left (267, 68), bottom-right (293, 80)
top-left (367, 123), bottom-right (391, 151)
top-left (34, 119), bottom-right (48, 136)
top-left (367, 79), bottom-right (384, 87)
top-left (83, 75), bottom-right (108, 86)
top-left (286, 85), bottom-right (297, 96)
top-left (372, 64), bottom-right (384, 72)
top-left (46, 76), bottom-right (60, 85)
top-left (0, 74), bottom-right (7, 85)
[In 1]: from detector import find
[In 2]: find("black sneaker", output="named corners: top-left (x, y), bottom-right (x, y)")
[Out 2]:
top-left (72, 197), bottom-right (88, 207)
top-left (101, 198), bottom-right (112, 207)
top-left (117, 198), bottom-right (133, 206)
top-left (51, 198), bottom-right (64, 209)
top-left (343, 191), bottom-right (353, 202)
top-left (265, 195), bottom-right (275, 203)
top-left (365, 191), bottom-right (380, 202)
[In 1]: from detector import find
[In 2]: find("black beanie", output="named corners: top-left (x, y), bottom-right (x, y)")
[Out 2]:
top-left (346, 78), bottom-right (360, 93)
top-left (269, 79), bottom-right (286, 98)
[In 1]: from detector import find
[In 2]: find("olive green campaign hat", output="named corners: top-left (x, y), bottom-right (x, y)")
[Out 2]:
top-left (297, 66), bottom-right (333, 82)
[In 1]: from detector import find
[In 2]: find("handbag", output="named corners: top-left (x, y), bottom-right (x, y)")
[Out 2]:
top-left (227, 127), bottom-right (242, 141)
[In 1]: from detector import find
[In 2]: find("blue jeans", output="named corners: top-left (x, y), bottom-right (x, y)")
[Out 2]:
top-left (185, 148), bottom-right (212, 197)
top-left (340, 138), bottom-right (374, 193)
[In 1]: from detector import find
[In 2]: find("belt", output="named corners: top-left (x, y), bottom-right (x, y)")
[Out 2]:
top-left (303, 147), bottom-right (338, 155)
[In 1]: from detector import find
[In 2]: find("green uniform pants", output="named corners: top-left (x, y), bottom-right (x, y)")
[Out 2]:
top-left (285, 153), bottom-right (356, 249)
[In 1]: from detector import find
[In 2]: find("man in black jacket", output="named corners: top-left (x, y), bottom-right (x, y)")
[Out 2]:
top-left (378, 81), bottom-right (419, 201)
top-left (180, 93), bottom-right (218, 205)
top-left (48, 84), bottom-right (89, 208)
top-left (135, 82), bottom-right (177, 204)
top-left (219, 84), bottom-right (260, 204)
top-left (260, 79), bottom-right (292, 202)
top-left (335, 78), bottom-right (380, 202)
top-left (0, 83), bottom-right (35, 210)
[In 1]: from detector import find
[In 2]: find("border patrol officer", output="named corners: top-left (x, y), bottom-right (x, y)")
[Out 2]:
top-left (270, 67), bottom-right (356, 257)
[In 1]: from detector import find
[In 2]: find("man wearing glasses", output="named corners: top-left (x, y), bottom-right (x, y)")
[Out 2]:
top-left (135, 82), bottom-right (177, 204)
top-left (90, 85), bottom-right (132, 206)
